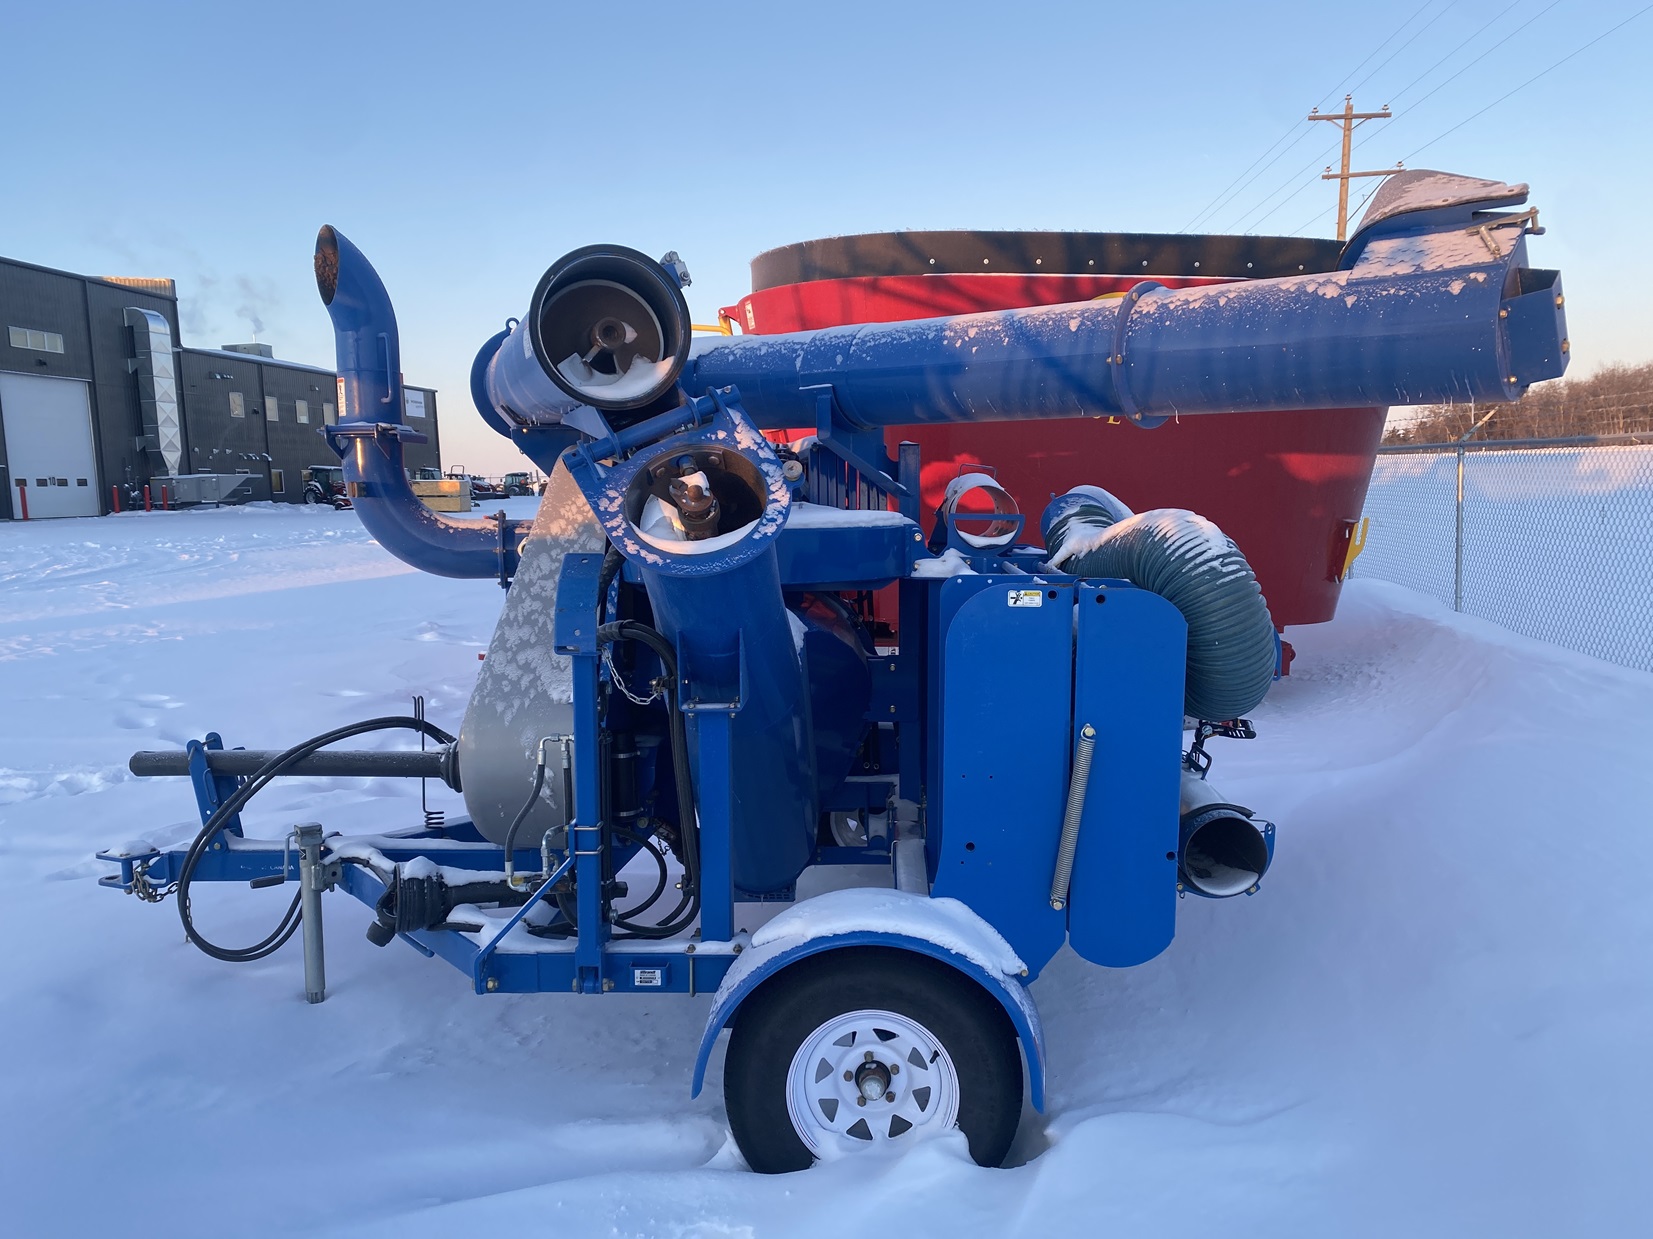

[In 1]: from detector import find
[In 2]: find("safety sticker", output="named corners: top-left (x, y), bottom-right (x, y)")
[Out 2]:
top-left (632, 967), bottom-right (664, 987)
top-left (1007, 590), bottom-right (1044, 608)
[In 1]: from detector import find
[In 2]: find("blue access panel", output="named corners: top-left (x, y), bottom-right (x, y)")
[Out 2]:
top-left (1067, 581), bottom-right (1187, 968)
top-left (930, 580), bottom-right (1073, 978)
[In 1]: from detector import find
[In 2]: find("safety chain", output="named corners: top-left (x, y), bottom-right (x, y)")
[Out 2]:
top-left (602, 644), bottom-right (664, 706)
top-left (131, 857), bottom-right (176, 904)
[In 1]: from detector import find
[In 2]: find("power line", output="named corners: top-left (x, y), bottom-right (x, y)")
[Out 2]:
top-left (1346, 0), bottom-right (1458, 97)
top-left (1401, 3), bottom-right (1653, 161)
top-left (1289, 175), bottom-right (1389, 238)
top-left (1387, 0), bottom-right (1565, 121)
top-left (1184, 127), bottom-right (1320, 233)
top-left (1228, 136), bottom-right (1345, 231)
top-left (1314, 0), bottom-right (1439, 110)
top-left (1383, 0), bottom-right (1524, 106)
top-left (1180, 0), bottom-right (1437, 232)
top-left (1238, 0), bottom-right (1579, 234)
top-left (1222, 0), bottom-right (1559, 234)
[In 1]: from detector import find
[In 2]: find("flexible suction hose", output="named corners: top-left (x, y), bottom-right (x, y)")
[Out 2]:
top-left (1046, 494), bottom-right (1277, 721)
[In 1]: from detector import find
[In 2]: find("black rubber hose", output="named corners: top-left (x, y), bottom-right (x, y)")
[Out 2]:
top-left (594, 542), bottom-right (624, 626)
top-left (596, 620), bottom-right (701, 938)
top-left (501, 749), bottom-right (550, 864)
top-left (1049, 508), bottom-right (1278, 721)
top-left (175, 715), bottom-right (454, 963)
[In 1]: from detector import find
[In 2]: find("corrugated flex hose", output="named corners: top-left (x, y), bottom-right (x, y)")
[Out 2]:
top-left (1044, 489), bottom-right (1277, 721)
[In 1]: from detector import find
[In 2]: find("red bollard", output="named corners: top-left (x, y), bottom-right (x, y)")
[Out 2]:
top-left (111, 485), bottom-right (122, 514)
top-left (16, 483), bottom-right (28, 521)
top-left (143, 485), bottom-right (152, 512)
top-left (161, 486), bottom-right (170, 510)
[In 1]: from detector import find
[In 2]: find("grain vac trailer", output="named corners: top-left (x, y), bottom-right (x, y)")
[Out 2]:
top-left (102, 171), bottom-right (1566, 1171)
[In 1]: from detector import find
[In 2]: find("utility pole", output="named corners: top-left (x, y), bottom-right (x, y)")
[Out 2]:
top-left (1309, 96), bottom-right (1401, 241)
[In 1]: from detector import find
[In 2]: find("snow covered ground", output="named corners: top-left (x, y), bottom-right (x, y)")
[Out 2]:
top-left (3, 502), bottom-right (1650, 1237)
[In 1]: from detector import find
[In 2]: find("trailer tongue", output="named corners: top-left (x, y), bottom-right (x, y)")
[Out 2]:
top-left (101, 170), bottom-right (1566, 1172)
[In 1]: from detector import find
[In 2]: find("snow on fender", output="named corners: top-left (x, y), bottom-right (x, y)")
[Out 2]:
top-left (690, 888), bottom-right (1048, 1109)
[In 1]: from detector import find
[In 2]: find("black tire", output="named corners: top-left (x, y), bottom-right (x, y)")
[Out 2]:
top-left (302, 486), bottom-right (322, 505)
top-left (724, 947), bottom-right (1023, 1173)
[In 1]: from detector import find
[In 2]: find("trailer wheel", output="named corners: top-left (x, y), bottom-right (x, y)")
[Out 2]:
top-left (724, 947), bottom-right (1022, 1173)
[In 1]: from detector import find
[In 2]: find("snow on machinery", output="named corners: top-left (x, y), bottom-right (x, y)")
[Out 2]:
top-left (102, 172), bottom-right (1567, 1172)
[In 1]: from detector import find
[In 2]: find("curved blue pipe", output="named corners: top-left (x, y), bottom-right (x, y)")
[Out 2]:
top-left (316, 226), bottom-right (532, 581)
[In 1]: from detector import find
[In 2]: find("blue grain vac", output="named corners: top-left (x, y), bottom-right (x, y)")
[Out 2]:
top-left (102, 171), bottom-right (1567, 1171)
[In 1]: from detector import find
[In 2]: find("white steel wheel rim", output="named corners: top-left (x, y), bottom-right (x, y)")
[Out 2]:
top-left (785, 1007), bottom-right (961, 1160)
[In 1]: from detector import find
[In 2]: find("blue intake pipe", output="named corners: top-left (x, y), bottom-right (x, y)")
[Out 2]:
top-left (315, 226), bottom-right (532, 581)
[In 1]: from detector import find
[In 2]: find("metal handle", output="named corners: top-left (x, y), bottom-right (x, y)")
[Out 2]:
top-left (380, 332), bottom-right (395, 404)
top-left (1049, 724), bottom-right (1096, 910)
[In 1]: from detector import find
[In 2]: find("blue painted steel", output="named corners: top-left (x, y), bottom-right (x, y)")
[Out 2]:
top-left (187, 733), bottom-right (244, 837)
top-left (773, 520), bottom-right (923, 590)
top-left (1066, 582), bottom-right (1188, 968)
top-left (792, 593), bottom-right (873, 799)
top-left (562, 394), bottom-right (816, 894)
top-left (471, 852), bottom-right (576, 993)
top-left (675, 193), bottom-right (1563, 432)
top-left (469, 327), bottom-right (516, 440)
top-left (315, 226), bottom-right (533, 581)
top-left (689, 932), bottom-right (1047, 1111)
top-left (929, 581), bottom-right (1073, 978)
top-left (336, 857), bottom-right (739, 996)
top-left (571, 652), bottom-right (606, 991)
top-left (691, 705), bottom-right (736, 942)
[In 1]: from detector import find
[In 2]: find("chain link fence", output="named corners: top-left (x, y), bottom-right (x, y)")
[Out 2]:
top-left (1351, 435), bottom-right (1653, 673)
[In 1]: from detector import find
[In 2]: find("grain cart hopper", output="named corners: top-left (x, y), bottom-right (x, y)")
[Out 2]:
top-left (102, 172), bottom-right (1567, 1171)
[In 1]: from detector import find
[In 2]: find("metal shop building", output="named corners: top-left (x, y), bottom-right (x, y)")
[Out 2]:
top-left (0, 254), bottom-right (441, 519)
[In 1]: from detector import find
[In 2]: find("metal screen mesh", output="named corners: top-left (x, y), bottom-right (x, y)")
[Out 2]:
top-left (1352, 441), bottom-right (1653, 673)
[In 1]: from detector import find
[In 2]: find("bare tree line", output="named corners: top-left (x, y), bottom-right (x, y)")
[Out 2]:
top-left (1383, 361), bottom-right (1653, 444)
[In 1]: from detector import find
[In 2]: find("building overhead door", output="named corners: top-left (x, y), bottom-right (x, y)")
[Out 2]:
top-left (1, 372), bottom-right (100, 518)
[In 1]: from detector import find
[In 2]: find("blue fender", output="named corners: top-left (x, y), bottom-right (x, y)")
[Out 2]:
top-left (690, 890), bottom-right (1047, 1110)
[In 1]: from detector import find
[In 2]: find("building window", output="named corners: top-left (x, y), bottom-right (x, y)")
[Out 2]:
top-left (229, 391), bottom-right (245, 418)
top-left (323, 402), bottom-right (336, 426)
top-left (404, 388), bottom-right (427, 418)
top-left (295, 399), bottom-right (309, 424)
top-left (266, 396), bottom-right (279, 422)
top-left (8, 325), bottom-right (65, 353)
top-left (271, 469), bottom-right (285, 493)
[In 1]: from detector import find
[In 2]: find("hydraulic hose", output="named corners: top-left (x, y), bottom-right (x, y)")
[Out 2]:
top-left (1047, 504), bottom-right (1278, 721)
top-left (597, 619), bottom-right (702, 939)
top-left (175, 715), bottom-right (454, 963)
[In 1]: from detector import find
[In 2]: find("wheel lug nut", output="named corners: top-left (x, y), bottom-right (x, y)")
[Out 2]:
top-left (843, 1070), bottom-right (853, 1081)
top-left (857, 1095), bottom-right (866, 1107)
top-left (890, 1064), bottom-right (899, 1075)
top-left (864, 1051), bottom-right (875, 1062)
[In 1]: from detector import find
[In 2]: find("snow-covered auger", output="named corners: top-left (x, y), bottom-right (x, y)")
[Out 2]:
top-left (102, 172), bottom-right (1567, 1171)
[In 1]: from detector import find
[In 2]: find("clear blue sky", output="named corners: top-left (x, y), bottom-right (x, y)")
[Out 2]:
top-left (4, 0), bottom-right (1649, 472)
